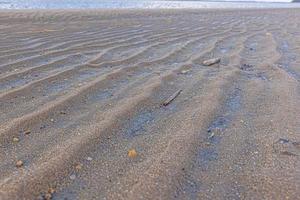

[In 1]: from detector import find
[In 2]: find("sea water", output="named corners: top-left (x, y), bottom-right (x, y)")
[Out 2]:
top-left (0, 0), bottom-right (300, 9)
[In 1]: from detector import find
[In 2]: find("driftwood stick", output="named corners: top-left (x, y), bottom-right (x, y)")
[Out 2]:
top-left (162, 89), bottom-right (182, 106)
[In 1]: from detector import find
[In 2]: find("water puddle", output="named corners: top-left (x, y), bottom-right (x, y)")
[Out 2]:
top-left (124, 110), bottom-right (154, 138)
top-left (198, 87), bottom-right (242, 167)
top-left (226, 87), bottom-right (242, 113)
top-left (197, 147), bottom-right (218, 171)
top-left (208, 87), bottom-right (241, 133)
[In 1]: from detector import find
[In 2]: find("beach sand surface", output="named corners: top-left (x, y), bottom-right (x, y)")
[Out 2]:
top-left (0, 9), bottom-right (299, 199)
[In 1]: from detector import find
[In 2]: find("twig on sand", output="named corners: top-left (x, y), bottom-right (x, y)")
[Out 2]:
top-left (162, 89), bottom-right (182, 106)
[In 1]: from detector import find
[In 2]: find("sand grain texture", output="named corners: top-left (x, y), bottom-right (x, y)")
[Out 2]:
top-left (0, 9), bottom-right (300, 200)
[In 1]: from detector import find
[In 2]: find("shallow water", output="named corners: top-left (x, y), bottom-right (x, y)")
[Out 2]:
top-left (0, 0), bottom-right (300, 9)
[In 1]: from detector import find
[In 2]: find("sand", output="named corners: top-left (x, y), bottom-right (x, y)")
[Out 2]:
top-left (0, 8), bottom-right (299, 200)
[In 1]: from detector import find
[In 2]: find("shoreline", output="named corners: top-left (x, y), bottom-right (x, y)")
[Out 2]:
top-left (1, 0), bottom-right (300, 10)
top-left (0, 7), bottom-right (299, 13)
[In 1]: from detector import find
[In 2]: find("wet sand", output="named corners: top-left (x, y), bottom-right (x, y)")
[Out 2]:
top-left (0, 9), bottom-right (299, 199)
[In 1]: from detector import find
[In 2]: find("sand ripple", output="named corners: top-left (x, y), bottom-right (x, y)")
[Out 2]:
top-left (0, 9), bottom-right (299, 200)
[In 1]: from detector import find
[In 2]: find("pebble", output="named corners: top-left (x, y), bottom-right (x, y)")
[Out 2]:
top-left (50, 118), bottom-right (54, 122)
top-left (75, 164), bottom-right (83, 170)
top-left (205, 142), bottom-right (211, 146)
top-left (70, 174), bottom-right (76, 180)
top-left (128, 149), bottom-right (137, 158)
top-left (208, 132), bottom-right (215, 139)
top-left (16, 160), bottom-right (24, 168)
top-left (202, 58), bottom-right (221, 66)
top-left (24, 130), bottom-right (31, 135)
top-left (180, 70), bottom-right (190, 74)
top-left (13, 137), bottom-right (20, 143)
top-left (86, 157), bottom-right (93, 161)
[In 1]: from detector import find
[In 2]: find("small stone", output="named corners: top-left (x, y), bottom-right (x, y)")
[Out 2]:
top-left (13, 137), bottom-right (20, 143)
top-left (208, 132), bottom-right (215, 139)
top-left (50, 119), bottom-right (54, 122)
top-left (70, 174), bottom-right (76, 180)
top-left (203, 58), bottom-right (221, 66)
top-left (86, 157), bottom-right (93, 161)
top-left (128, 149), bottom-right (137, 158)
top-left (205, 142), bottom-right (211, 146)
top-left (16, 160), bottom-right (24, 168)
top-left (24, 130), bottom-right (31, 135)
top-left (180, 70), bottom-right (190, 74)
top-left (75, 164), bottom-right (83, 170)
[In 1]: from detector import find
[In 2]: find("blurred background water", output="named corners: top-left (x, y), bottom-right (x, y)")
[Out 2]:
top-left (0, 0), bottom-right (299, 9)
